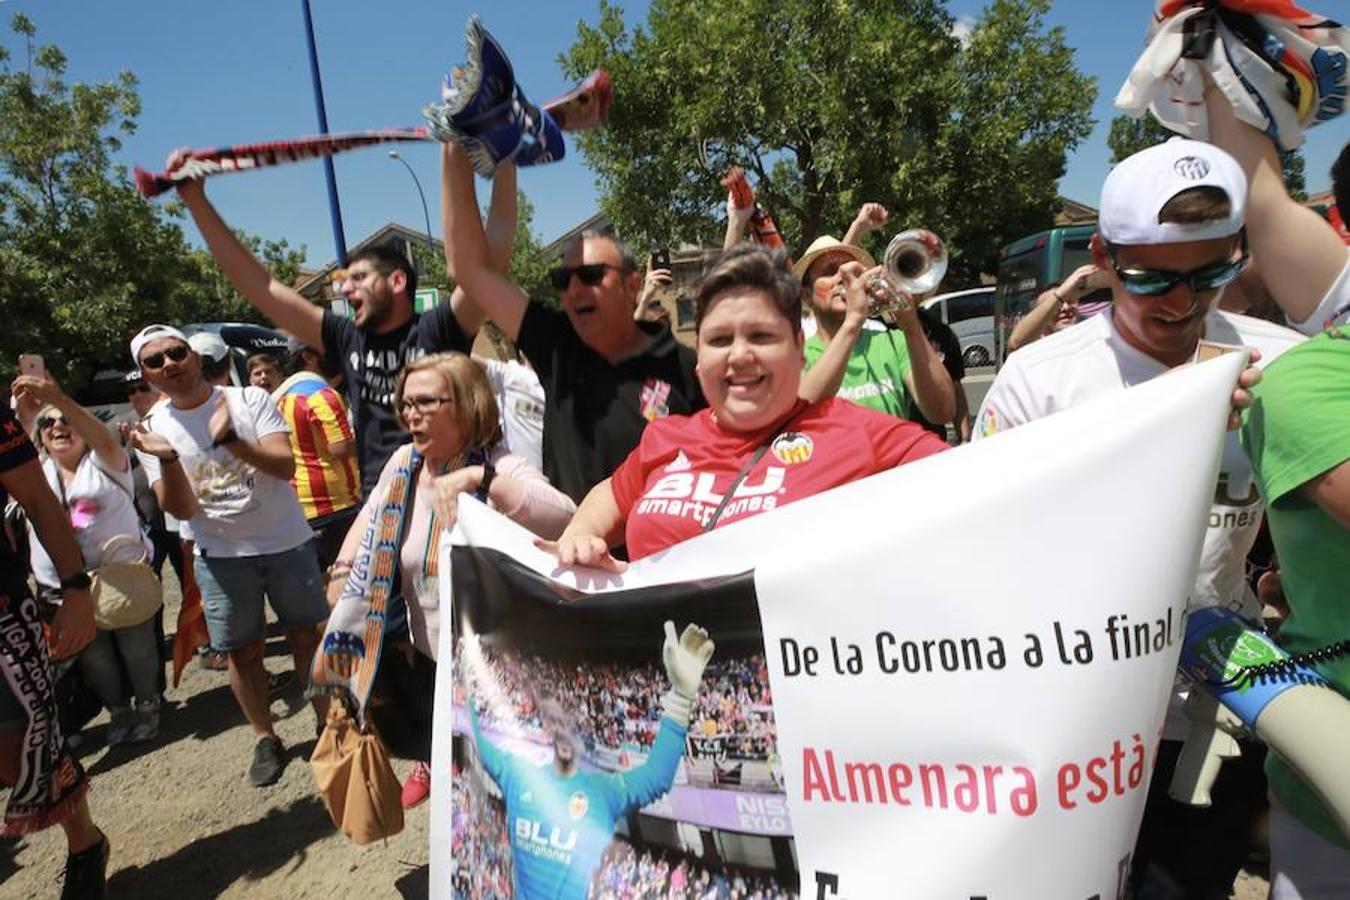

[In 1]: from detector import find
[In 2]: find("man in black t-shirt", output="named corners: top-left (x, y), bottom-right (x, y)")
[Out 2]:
top-left (443, 143), bottom-right (704, 502)
top-left (169, 147), bottom-right (522, 498)
top-left (905, 305), bottom-right (968, 442)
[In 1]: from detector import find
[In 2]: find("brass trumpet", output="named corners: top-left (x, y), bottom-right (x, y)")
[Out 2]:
top-left (865, 229), bottom-right (948, 316)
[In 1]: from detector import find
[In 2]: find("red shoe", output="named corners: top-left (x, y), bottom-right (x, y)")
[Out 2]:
top-left (401, 761), bottom-right (431, 809)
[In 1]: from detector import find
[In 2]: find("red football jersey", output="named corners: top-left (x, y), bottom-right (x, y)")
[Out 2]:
top-left (611, 398), bottom-right (948, 559)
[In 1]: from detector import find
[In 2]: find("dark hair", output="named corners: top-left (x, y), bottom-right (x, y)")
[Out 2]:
top-left (563, 230), bottom-right (638, 272)
top-left (693, 244), bottom-right (802, 333)
top-left (1333, 141), bottom-right (1349, 218)
top-left (1157, 186), bottom-right (1232, 225)
top-left (348, 244), bottom-right (418, 299)
top-left (199, 353), bottom-right (230, 381)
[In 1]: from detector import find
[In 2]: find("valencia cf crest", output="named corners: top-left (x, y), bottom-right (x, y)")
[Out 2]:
top-left (568, 791), bottom-right (589, 820)
top-left (771, 431), bottom-right (813, 465)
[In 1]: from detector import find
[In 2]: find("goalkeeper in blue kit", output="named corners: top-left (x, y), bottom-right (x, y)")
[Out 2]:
top-left (463, 621), bottom-right (715, 900)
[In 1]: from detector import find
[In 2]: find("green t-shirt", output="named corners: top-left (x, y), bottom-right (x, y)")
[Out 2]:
top-left (804, 328), bottom-right (913, 419)
top-left (1240, 329), bottom-right (1350, 849)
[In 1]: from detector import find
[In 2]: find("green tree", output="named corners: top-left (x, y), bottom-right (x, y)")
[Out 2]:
top-left (0, 14), bottom-right (303, 388)
top-left (560, 0), bottom-right (1096, 283)
top-left (1107, 113), bottom-right (1306, 199)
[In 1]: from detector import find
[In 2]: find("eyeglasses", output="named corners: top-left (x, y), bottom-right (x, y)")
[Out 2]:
top-left (139, 344), bottom-right (191, 370)
top-left (1106, 233), bottom-right (1248, 297)
top-left (548, 263), bottom-right (625, 291)
top-left (397, 395), bottom-right (453, 417)
top-left (37, 415), bottom-right (68, 431)
top-left (126, 382), bottom-right (153, 396)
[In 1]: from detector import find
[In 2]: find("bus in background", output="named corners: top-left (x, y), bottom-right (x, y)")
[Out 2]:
top-left (992, 224), bottom-right (1111, 367)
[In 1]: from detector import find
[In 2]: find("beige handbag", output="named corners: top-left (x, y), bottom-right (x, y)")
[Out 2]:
top-left (310, 703), bottom-right (404, 844)
top-left (91, 534), bottom-right (163, 630)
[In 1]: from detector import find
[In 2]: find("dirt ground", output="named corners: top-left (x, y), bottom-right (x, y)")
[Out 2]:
top-left (0, 572), bottom-right (1271, 899)
top-left (1, 574), bottom-right (431, 900)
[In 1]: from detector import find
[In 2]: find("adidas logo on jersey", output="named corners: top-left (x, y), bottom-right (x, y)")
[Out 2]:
top-left (665, 450), bottom-right (692, 473)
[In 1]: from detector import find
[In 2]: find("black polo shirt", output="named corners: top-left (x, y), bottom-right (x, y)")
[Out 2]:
top-left (517, 304), bottom-right (704, 503)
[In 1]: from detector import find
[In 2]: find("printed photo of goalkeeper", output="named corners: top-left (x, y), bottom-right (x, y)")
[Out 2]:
top-left (458, 620), bottom-right (712, 899)
top-left (445, 561), bottom-right (797, 900)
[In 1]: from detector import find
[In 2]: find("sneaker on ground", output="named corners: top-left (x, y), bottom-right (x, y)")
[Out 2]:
top-left (401, 760), bottom-right (431, 809)
top-left (248, 735), bottom-right (286, 787)
top-left (106, 706), bottom-right (134, 747)
top-left (130, 698), bottom-right (160, 743)
top-left (199, 649), bottom-right (228, 671)
top-left (60, 829), bottom-right (109, 900)
top-left (267, 670), bottom-right (296, 698)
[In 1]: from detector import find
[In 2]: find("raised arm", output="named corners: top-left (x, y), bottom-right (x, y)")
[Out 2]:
top-left (442, 144), bottom-right (529, 341)
top-left (12, 375), bottom-right (127, 472)
top-left (171, 149), bottom-right (324, 350)
top-left (1008, 264), bottom-right (1099, 353)
top-left (1204, 88), bottom-right (1346, 328)
top-left (897, 318), bottom-right (957, 425)
top-left (723, 191), bottom-right (755, 250)
top-left (842, 202), bottom-right (889, 248)
top-left (449, 160), bottom-right (520, 337)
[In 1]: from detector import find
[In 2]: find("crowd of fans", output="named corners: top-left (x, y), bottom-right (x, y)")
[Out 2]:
top-left (462, 649), bottom-right (778, 762)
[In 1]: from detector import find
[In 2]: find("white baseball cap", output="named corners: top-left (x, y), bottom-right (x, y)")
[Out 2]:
top-left (129, 324), bottom-right (189, 365)
top-left (1099, 138), bottom-right (1246, 246)
top-left (187, 331), bottom-right (230, 363)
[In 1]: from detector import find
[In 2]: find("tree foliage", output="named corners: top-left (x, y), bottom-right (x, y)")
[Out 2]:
top-left (560, 0), bottom-right (1097, 284)
top-left (0, 14), bottom-right (303, 388)
top-left (1107, 113), bottom-right (1306, 199)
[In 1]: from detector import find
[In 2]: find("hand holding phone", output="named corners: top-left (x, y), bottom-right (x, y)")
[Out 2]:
top-left (18, 354), bottom-right (45, 379)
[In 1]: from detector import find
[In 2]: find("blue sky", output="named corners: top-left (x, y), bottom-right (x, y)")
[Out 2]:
top-left (9, 0), bottom-right (1345, 269)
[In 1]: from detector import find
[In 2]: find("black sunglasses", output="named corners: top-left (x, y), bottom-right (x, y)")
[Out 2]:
top-left (37, 415), bottom-right (68, 431)
top-left (1106, 231), bottom-right (1249, 297)
top-left (139, 344), bottom-right (191, 370)
top-left (548, 263), bottom-right (625, 291)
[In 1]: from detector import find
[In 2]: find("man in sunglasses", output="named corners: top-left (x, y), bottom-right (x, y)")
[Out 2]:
top-left (443, 143), bottom-right (702, 504)
top-left (975, 138), bottom-right (1304, 899)
top-left (125, 324), bottom-right (329, 788)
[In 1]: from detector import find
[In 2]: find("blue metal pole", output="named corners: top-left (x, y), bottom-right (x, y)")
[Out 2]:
top-left (300, 0), bottom-right (348, 266)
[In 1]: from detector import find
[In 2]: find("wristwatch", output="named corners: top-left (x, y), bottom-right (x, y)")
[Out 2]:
top-left (60, 572), bottom-right (92, 592)
top-left (475, 461), bottom-right (496, 502)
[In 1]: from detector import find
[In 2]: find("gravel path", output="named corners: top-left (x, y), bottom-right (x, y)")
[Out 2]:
top-left (0, 573), bottom-right (1271, 899)
top-left (2, 575), bottom-right (430, 900)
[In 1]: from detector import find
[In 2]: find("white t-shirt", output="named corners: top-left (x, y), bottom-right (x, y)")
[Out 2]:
top-left (137, 386), bottom-right (311, 558)
top-left (974, 307), bottom-right (1305, 738)
top-left (1286, 253), bottom-right (1350, 335)
top-left (30, 451), bottom-right (145, 588)
top-left (478, 358), bottom-right (545, 473)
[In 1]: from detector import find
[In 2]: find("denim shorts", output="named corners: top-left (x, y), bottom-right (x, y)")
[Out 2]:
top-left (194, 541), bottom-right (328, 651)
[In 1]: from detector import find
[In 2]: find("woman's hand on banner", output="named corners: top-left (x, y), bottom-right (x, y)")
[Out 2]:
top-left (534, 533), bottom-right (627, 574)
top-left (1228, 349), bottom-right (1262, 431)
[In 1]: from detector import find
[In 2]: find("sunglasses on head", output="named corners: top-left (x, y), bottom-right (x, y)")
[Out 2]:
top-left (139, 343), bottom-right (191, 370)
top-left (37, 414), bottom-right (68, 431)
top-left (1107, 232), bottom-right (1248, 298)
top-left (548, 263), bottom-right (624, 291)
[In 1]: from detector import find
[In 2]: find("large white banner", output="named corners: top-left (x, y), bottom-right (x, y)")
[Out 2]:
top-left (430, 353), bottom-right (1246, 899)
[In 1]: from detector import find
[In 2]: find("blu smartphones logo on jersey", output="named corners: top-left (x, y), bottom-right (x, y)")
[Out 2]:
top-left (514, 817), bottom-right (578, 861)
top-left (637, 466), bottom-right (787, 525)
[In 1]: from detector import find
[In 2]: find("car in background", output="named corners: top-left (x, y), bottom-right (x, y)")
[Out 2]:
top-left (920, 288), bottom-right (995, 368)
